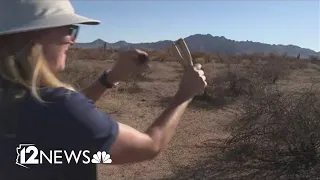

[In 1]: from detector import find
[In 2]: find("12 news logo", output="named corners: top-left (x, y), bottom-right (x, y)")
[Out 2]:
top-left (16, 144), bottom-right (112, 169)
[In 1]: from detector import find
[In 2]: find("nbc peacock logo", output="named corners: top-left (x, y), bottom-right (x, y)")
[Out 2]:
top-left (91, 151), bottom-right (112, 164)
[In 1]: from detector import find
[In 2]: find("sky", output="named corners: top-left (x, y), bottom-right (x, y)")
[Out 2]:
top-left (71, 0), bottom-right (320, 52)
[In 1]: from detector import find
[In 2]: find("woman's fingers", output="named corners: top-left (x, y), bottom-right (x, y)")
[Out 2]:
top-left (197, 70), bottom-right (204, 76)
top-left (201, 74), bottom-right (206, 81)
top-left (194, 63), bottom-right (202, 70)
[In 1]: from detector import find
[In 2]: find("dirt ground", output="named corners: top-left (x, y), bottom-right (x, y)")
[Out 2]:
top-left (63, 57), bottom-right (320, 180)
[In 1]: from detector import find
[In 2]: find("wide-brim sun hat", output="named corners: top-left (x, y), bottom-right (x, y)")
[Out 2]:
top-left (0, 0), bottom-right (100, 36)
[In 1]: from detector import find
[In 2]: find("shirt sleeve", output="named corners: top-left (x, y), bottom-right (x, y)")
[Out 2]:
top-left (54, 88), bottom-right (119, 153)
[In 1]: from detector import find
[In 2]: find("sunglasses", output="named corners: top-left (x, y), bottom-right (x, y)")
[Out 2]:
top-left (68, 25), bottom-right (80, 40)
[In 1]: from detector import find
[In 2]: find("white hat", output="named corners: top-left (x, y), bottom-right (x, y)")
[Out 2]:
top-left (0, 0), bottom-right (100, 36)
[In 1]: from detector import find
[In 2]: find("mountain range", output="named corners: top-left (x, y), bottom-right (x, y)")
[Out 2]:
top-left (73, 34), bottom-right (320, 58)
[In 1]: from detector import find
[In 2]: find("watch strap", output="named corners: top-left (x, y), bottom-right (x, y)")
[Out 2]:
top-left (98, 71), bottom-right (117, 89)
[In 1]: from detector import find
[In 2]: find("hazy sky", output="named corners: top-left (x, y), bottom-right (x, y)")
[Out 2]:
top-left (71, 0), bottom-right (320, 51)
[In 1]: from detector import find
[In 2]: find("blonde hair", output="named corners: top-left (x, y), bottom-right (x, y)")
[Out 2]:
top-left (0, 32), bottom-right (75, 103)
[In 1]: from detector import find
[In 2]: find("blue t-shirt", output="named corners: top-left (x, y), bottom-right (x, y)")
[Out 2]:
top-left (0, 87), bottom-right (119, 180)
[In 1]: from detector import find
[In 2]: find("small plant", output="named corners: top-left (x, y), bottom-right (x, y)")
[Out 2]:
top-left (224, 84), bottom-right (320, 179)
top-left (309, 55), bottom-right (319, 61)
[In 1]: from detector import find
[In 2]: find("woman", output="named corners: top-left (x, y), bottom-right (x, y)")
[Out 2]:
top-left (0, 1), bottom-right (207, 180)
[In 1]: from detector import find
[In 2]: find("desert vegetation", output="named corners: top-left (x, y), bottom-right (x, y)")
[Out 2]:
top-left (60, 47), bottom-right (320, 180)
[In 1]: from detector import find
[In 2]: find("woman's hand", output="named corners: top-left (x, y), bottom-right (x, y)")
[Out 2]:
top-left (175, 63), bottom-right (207, 101)
top-left (81, 49), bottom-right (149, 103)
top-left (106, 49), bottom-right (151, 84)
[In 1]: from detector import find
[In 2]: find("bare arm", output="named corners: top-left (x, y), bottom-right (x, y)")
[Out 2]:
top-left (81, 72), bottom-right (118, 103)
top-left (109, 93), bottom-right (193, 164)
top-left (80, 79), bottom-right (108, 103)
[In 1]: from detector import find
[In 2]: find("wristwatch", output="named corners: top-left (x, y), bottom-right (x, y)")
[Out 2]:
top-left (98, 71), bottom-right (118, 89)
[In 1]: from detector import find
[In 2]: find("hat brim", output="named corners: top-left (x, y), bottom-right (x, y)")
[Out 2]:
top-left (0, 13), bottom-right (100, 36)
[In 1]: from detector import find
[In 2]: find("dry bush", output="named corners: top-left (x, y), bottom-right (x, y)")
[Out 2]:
top-left (68, 48), bottom-right (101, 60)
top-left (238, 52), bottom-right (265, 61)
top-left (148, 50), bottom-right (174, 62)
top-left (192, 51), bottom-right (308, 110)
top-left (220, 84), bottom-right (320, 179)
top-left (288, 59), bottom-right (309, 70)
top-left (310, 56), bottom-right (320, 66)
top-left (149, 50), bottom-right (214, 65)
top-left (194, 55), bottom-right (292, 108)
top-left (249, 58), bottom-right (291, 84)
top-left (194, 57), bottom-right (206, 64)
top-left (191, 52), bottom-right (214, 63)
top-left (194, 64), bottom-right (255, 108)
top-left (237, 52), bottom-right (309, 71)
top-left (309, 55), bottom-right (319, 62)
top-left (214, 53), bottom-right (229, 63)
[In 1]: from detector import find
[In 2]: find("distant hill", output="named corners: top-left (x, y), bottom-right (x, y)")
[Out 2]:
top-left (72, 34), bottom-right (320, 58)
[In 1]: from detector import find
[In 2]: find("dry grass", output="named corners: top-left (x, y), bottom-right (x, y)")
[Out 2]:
top-left (60, 48), bottom-right (320, 180)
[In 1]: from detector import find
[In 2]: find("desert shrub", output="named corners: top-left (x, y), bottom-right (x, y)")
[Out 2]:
top-left (148, 49), bottom-right (177, 63)
top-left (248, 57), bottom-right (291, 84)
top-left (194, 54), bottom-right (294, 109)
top-left (223, 85), bottom-right (320, 179)
top-left (194, 57), bottom-right (206, 65)
top-left (310, 56), bottom-right (320, 66)
top-left (150, 53), bottom-right (175, 63)
top-left (215, 53), bottom-right (229, 63)
top-left (194, 60), bottom-right (270, 107)
top-left (288, 59), bottom-right (309, 70)
top-left (71, 48), bottom-right (101, 60)
top-left (267, 52), bottom-right (280, 59)
top-left (193, 63), bottom-right (257, 108)
top-left (213, 65), bottom-right (253, 95)
top-left (247, 52), bottom-right (266, 61)
top-left (150, 50), bottom-right (214, 65)
top-left (191, 52), bottom-right (213, 63)
top-left (309, 55), bottom-right (319, 61)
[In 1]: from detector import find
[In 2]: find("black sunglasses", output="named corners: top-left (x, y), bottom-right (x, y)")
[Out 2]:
top-left (68, 25), bottom-right (80, 40)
